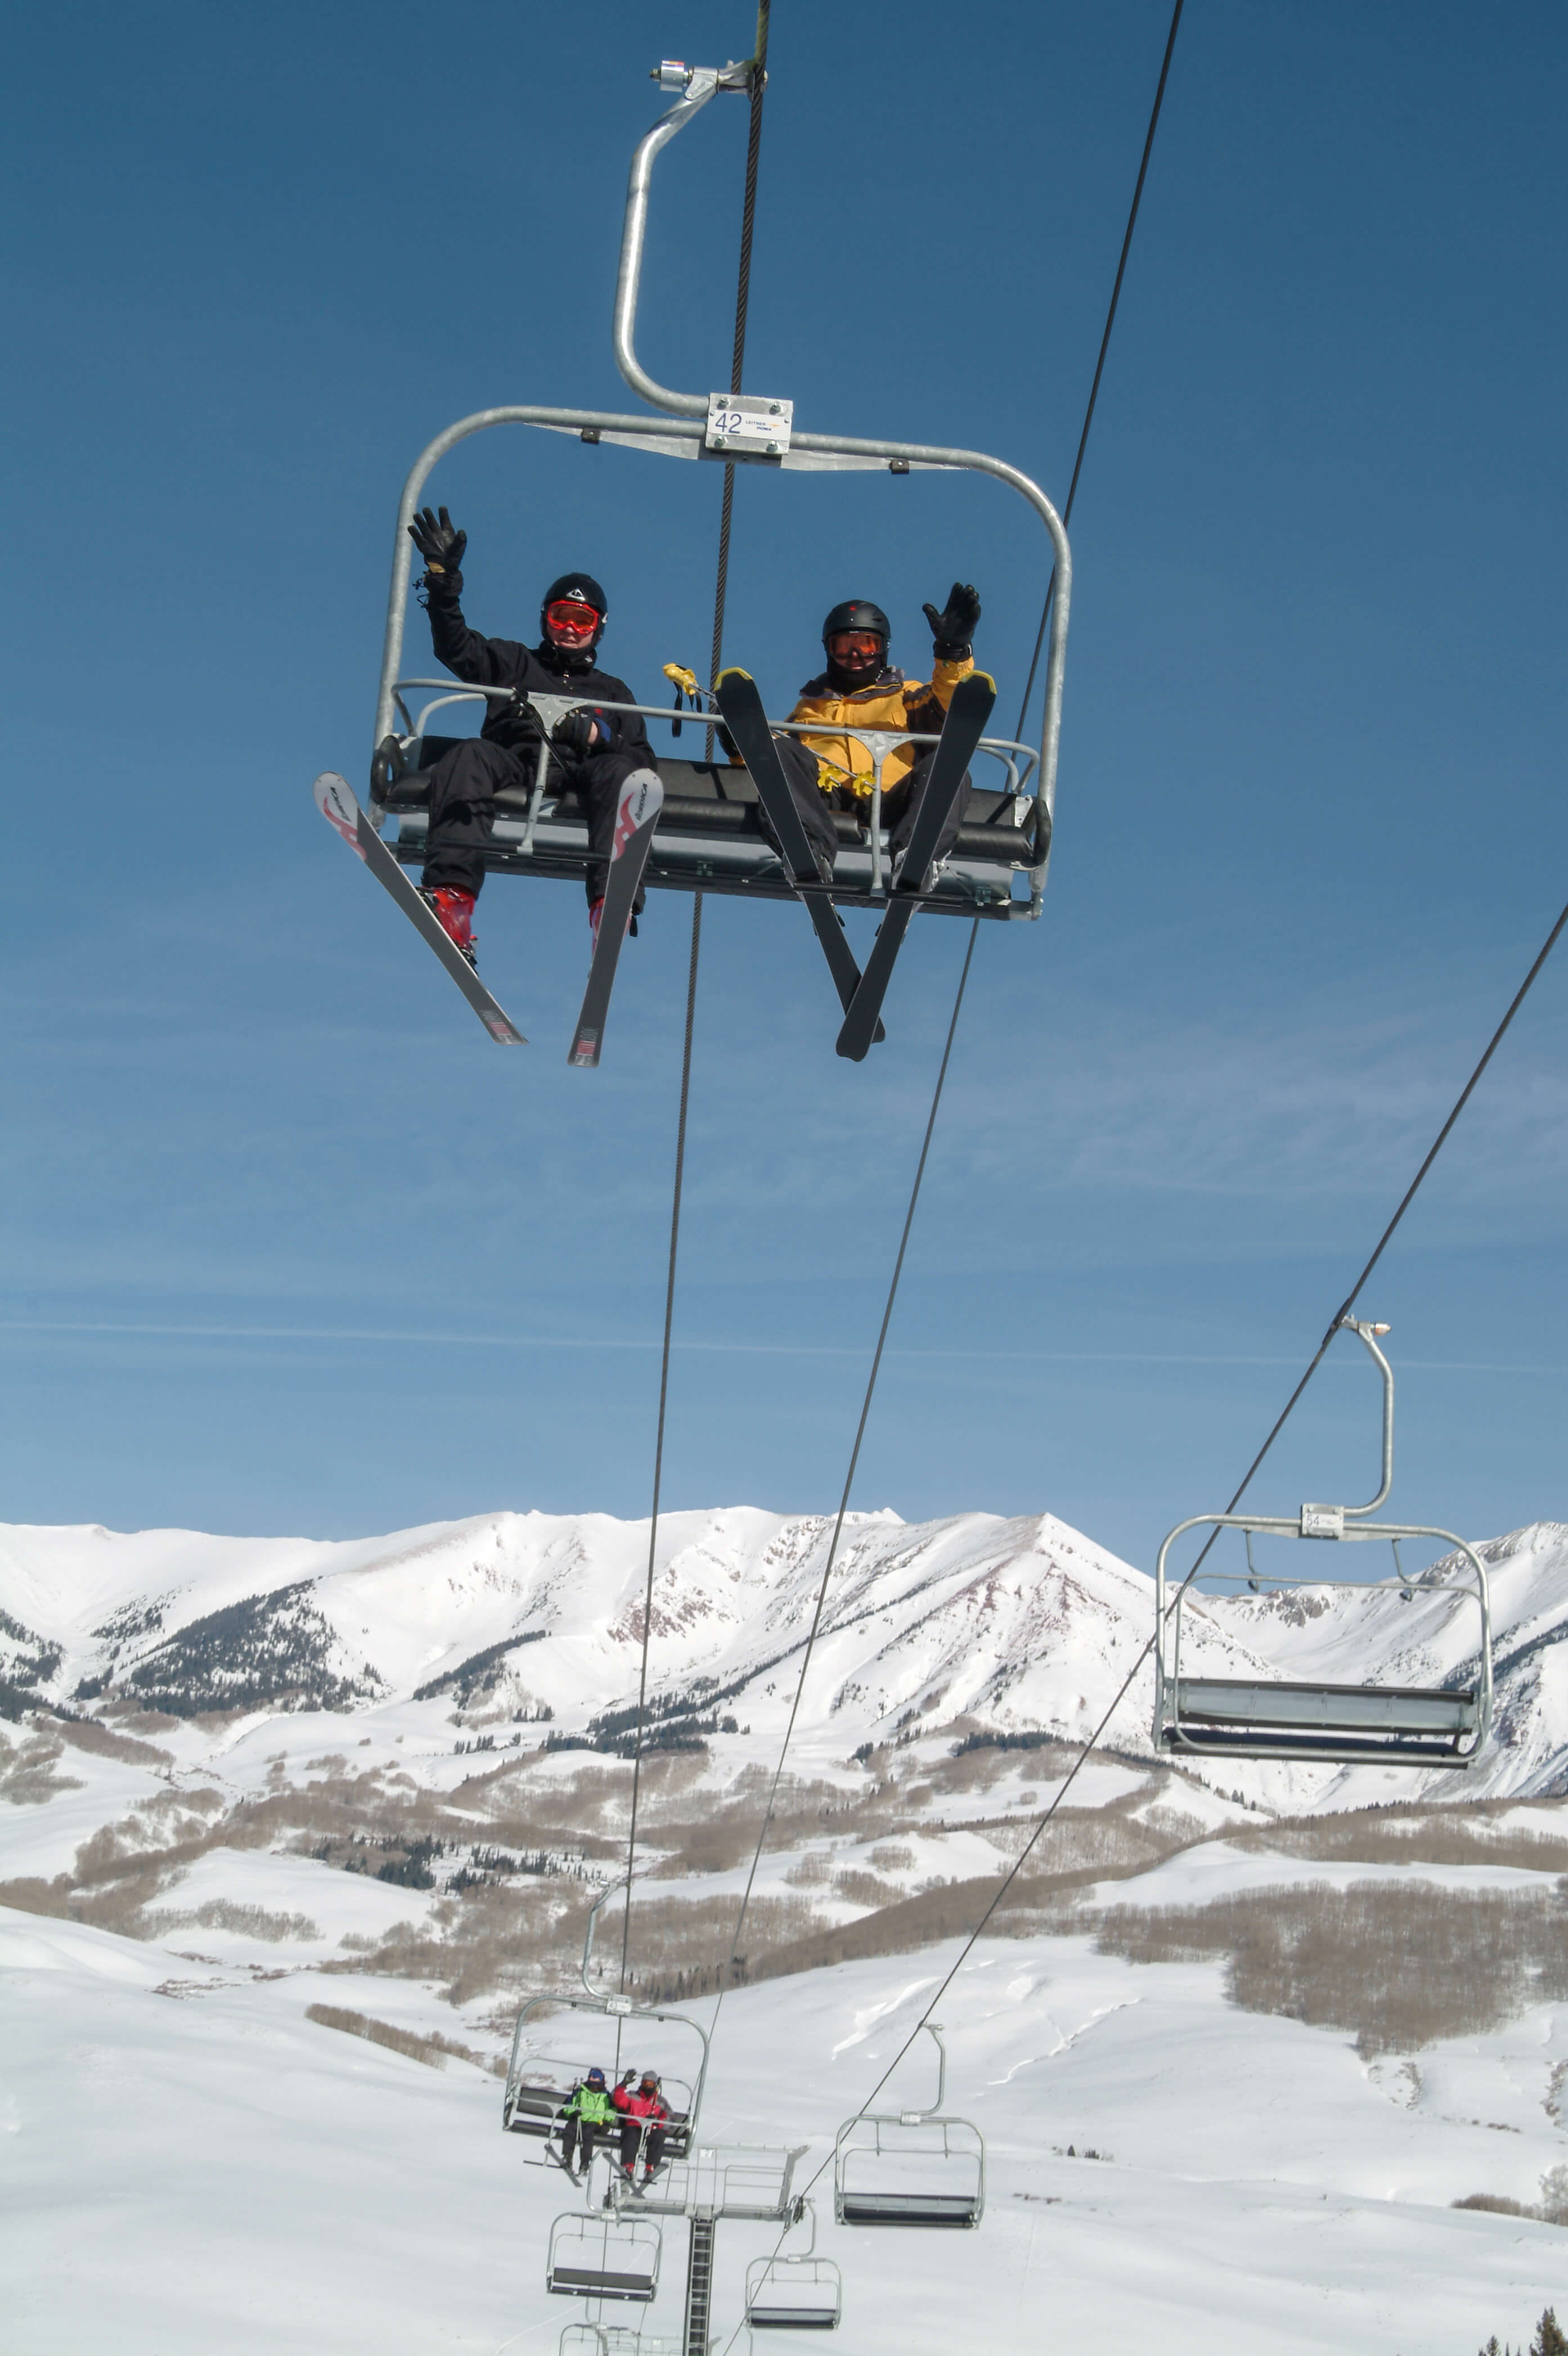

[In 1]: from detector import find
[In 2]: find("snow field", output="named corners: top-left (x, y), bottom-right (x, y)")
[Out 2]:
top-left (6, 1899), bottom-right (1568, 2356)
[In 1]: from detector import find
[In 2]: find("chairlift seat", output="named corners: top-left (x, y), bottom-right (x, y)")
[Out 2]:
top-left (502, 2065), bottom-right (693, 2156)
top-left (546, 2213), bottom-right (662, 2303)
top-left (381, 746), bottom-right (1041, 916)
top-left (834, 2187), bottom-right (981, 2228)
top-left (1171, 1674), bottom-right (1477, 1751)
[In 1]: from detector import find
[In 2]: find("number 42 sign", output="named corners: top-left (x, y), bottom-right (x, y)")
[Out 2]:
top-left (705, 393), bottom-right (793, 458)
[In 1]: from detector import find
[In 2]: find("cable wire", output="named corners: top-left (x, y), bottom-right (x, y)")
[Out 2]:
top-left (618, 1), bottom-right (772, 1991)
top-left (1014, 0), bottom-right (1185, 739)
top-left (617, 898), bottom-right (704, 2003)
top-left (786, 884), bottom-right (1568, 2216)
top-left (706, 1), bottom-right (771, 751)
top-left (1176, 886), bottom-right (1568, 1585)
top-left (706, 924), bottom-right (981, 2042)
top-left (706, 0), bottom-right (1185, 2060)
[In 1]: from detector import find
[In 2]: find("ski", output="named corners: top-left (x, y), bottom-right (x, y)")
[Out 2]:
top-left (568, 767), bottom-right (663, 1068)
top-left (713, 668), bottom-right (883, 1041)
top-left (834, 669), bottom-right (996, 1063)
top-left (313, 772), bottom-right (526, 1045)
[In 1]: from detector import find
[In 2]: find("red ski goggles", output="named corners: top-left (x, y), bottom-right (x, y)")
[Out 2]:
top-left (826, 630), bottom-right (885, 664)
top-left (544, 598), bottom-right (603, 642)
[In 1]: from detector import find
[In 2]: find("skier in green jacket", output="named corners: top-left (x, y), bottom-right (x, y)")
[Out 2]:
top-left (558, 2066), bottom-right (615, 2179)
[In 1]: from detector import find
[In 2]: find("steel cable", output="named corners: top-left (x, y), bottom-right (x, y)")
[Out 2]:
top-left (703, 0), bottom-right (1187, 2079)
top-left (775, 885), bottom-right (1568, 2230)
top-left (617, 3), bottom-right (771, 1995)
top-left (704, 924), bottom-right (981, 2047)
top-left (1014, 0), bottom-right (1185, 740)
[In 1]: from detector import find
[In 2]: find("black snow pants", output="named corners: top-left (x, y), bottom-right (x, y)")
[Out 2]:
top-left (421, 736), bottom-right (650, 906)
top-left (559, 2116), bottom-right (600, 2177)
top-left (769, 738), bottom-right (972, 879)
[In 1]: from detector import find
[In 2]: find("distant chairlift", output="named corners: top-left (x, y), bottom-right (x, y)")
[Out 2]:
top-left (504, 1876), bottom-right (708, 2164)
top-left (745, 2201), bottom-right (843, 2330)
top-left (1153, 1316), bottom-right (1494, 1766)
top-left (834, 2025), bottom-right (984, 2229)
top-left (546, 2211), bottom-right (662, 2304)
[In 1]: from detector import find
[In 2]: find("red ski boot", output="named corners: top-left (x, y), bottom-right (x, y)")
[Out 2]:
top-left (420, 887), bottom-right (478, 968)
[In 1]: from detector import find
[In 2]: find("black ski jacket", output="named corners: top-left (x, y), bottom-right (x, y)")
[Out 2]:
top-left (424, 574), bottom-right (653, 762)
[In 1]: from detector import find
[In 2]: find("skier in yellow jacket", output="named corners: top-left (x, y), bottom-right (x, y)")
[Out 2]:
top-left (762, 584), bottom-right (984, 882)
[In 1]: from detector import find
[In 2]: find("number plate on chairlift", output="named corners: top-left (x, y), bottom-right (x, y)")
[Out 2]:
top-left (706, 394), bottom-right (793, 457)
top-left (1300, 1504), bottom-right (1345, 1539)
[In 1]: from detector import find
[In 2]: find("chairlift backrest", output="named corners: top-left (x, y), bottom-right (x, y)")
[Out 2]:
top-left (1153, 1318), bottom-right (1493, 1766)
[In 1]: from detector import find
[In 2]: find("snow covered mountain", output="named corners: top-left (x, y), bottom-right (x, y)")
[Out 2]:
top-left (2, 1504), bottom-right (1567, 1805)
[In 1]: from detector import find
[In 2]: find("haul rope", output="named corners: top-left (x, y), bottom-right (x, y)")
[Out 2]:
top-left (617, 2), bottom-right (772, 1992)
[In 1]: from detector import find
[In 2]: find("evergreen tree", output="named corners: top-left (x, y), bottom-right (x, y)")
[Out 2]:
top-left (1532, 2312), bottom-right (1567, 2356)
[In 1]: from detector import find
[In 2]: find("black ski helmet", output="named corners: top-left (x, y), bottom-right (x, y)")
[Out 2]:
top-left (821, 598), bottom-right (889, 651)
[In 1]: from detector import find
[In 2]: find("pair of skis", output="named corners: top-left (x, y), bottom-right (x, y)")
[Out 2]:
top-left (313, 765), bottom-right (662, 1067)
top-left (713, 666), bottom-right (996, 1061)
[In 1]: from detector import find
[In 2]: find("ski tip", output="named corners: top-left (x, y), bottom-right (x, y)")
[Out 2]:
top-left (714, 666), bottom-right (754, 690)
top-left (313, 771), bottom-right (365, 857)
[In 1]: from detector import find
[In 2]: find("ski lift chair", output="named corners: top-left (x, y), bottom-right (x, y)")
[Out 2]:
top-left (546, 2211), bottom-right (662, 2303)
top-left (834, 2025), bottom-right (984, 2229)
top-left (1154, 1318), bottom-right (1493, 1766)
top-left (504, 1878), bottom-right (708, 2160)
top-left (745, 2203), bottom-right (842, 2328)
top-left (375, 700), bottom-right (1048, 919)
top-left (343, 59), bottom-right (1072, 968)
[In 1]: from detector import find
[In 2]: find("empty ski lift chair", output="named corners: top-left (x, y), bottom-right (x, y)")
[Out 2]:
top-left (1154, 1317), bottom-right (1493, 1766)
top-left (745, 2202), bottom-right (842, 2330)
top-left (834, 2025), bottom-right (984, 2229)
top-left (546, 2212), bottom-right (662, 2303)
top-left (504, 1877), bottom-right (708, 2159)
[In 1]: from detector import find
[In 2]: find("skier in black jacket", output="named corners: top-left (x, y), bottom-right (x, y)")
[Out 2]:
top-left (406, 507), bottom-right (658, 960)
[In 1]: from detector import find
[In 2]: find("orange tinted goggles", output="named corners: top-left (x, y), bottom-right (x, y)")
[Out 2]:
top-left (826, 630), bottom-right (884, 662)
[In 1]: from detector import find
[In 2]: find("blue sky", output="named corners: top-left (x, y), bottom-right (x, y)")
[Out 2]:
top-left (0, 0), bottom-right (1563, 1569)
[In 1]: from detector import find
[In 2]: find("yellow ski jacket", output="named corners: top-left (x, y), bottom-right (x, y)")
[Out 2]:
top-left (785, 655), bottom-right (977, 801)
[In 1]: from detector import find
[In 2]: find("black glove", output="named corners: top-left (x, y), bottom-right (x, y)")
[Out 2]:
top-left (621, 2070), bottom-right (637, 2087)
top-left (407, 505), bottom-right (468, 578)
top-left (554, 708), bottom-right (609, 759)
top-left (922, 581), bottom-right (981, 658)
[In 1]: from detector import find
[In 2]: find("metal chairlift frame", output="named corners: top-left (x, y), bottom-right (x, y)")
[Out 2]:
top-left (608, 2144), bottom-right (808, 2224)
top-left (833, 2022), bottom-right (985, 2229)
top-left (744, 2200), bottom-right (843, 2331)
top-left (1153, 1317), bottom-right (1494, 1766)
top-left (559, 2331), bottom-right (682, 2356)
top-left (504, 1877), bottom-right (711, 2159)
top-left (366, 60), bottom-right (1072, 924)
top-left (546, 2208), bottom-right (663, 2304)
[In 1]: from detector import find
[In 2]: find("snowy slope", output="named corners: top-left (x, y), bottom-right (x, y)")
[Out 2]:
top-left (3, 1507), bottom-right (1568, 1805)
top-left (6, 1898), bottom-right (1568, 2356)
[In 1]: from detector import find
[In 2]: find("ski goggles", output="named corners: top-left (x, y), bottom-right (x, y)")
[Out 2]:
top-left (544, 598), bottom-right (603, 642)
top-left (826, 630), bottom-right (885, 663)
